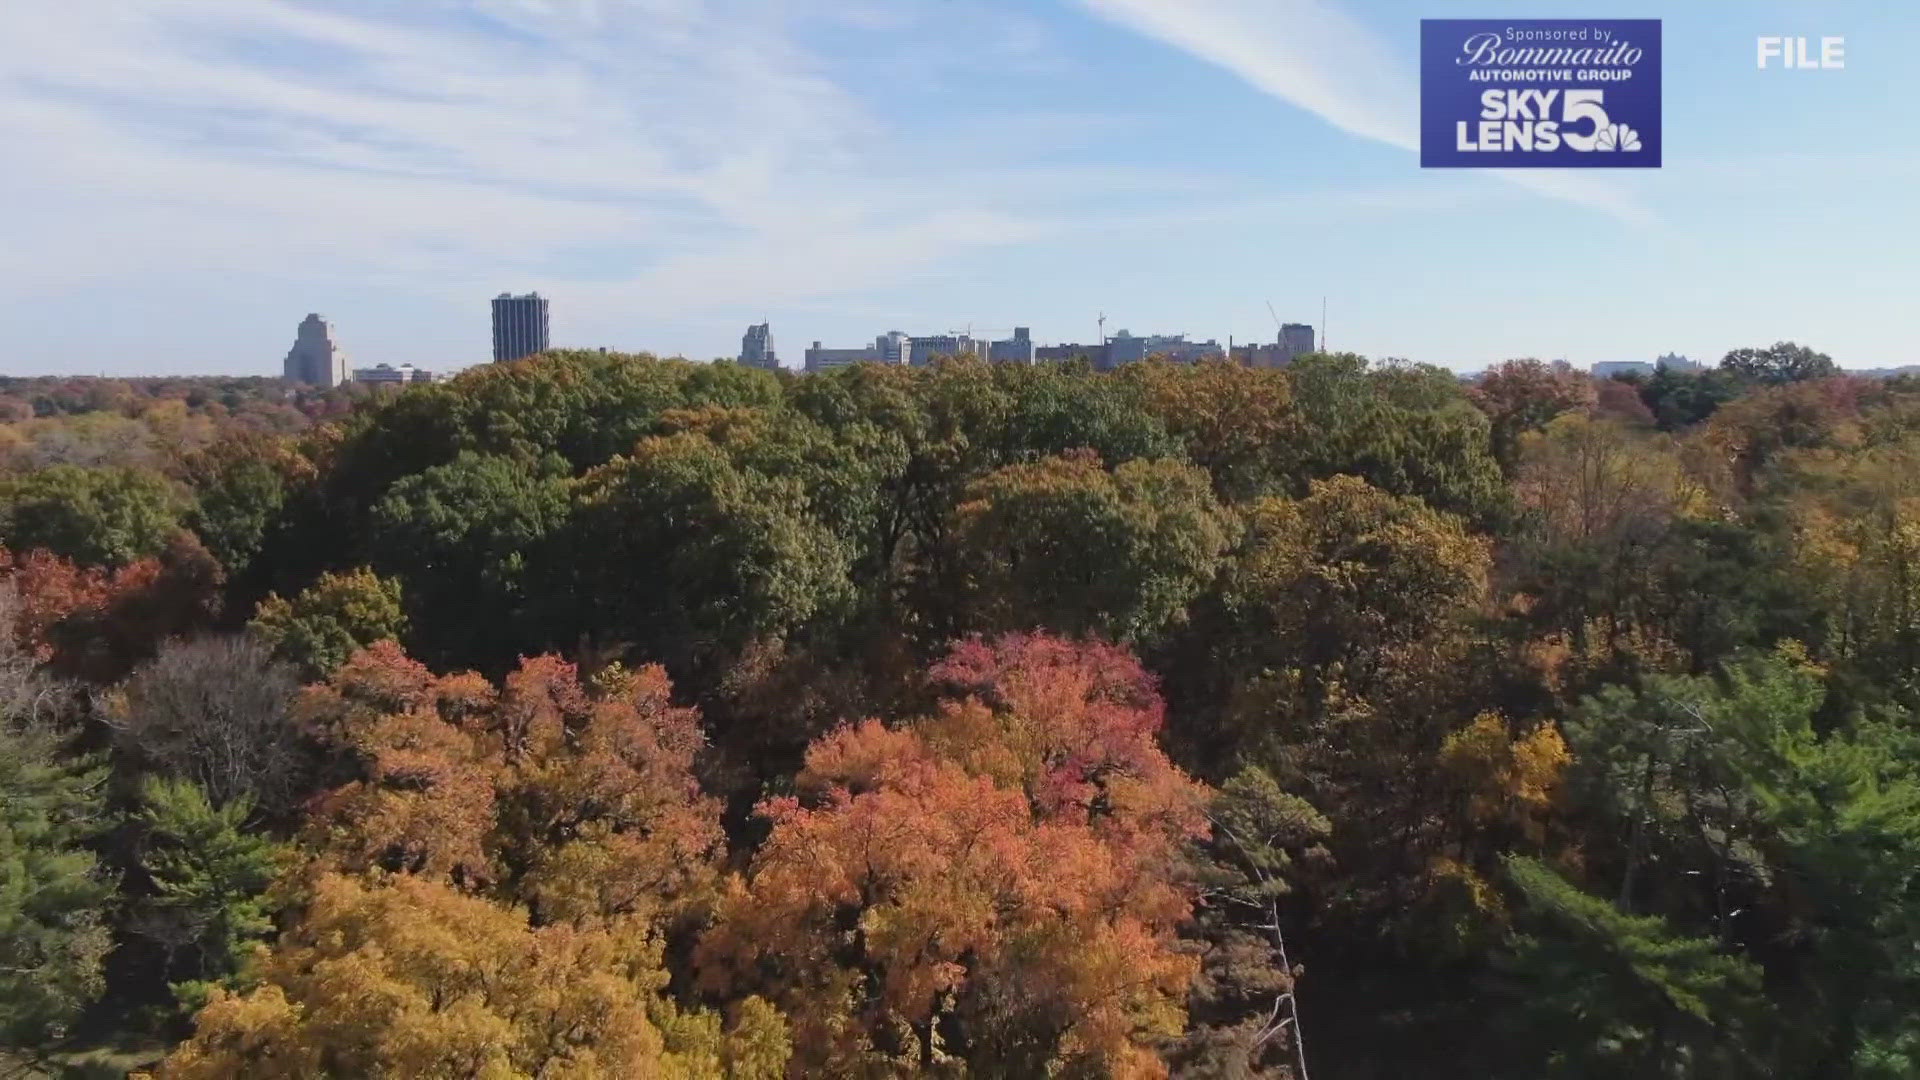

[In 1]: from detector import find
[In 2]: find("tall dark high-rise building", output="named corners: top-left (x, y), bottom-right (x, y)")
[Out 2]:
top-left (492, 292), bottom-right (550, 362)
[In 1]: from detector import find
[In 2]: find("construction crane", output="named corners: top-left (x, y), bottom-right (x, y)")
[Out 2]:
top-left (1266, 301), bottom-right (1283, 345)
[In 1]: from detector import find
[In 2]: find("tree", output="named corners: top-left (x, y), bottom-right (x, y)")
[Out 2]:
top-left (0, 464), bottom-right (185, 568)
top-left (151, 645), bottom-right (778, 1077)
top-left (181, 431), bottom-right (308, 577)
top-left (146, 873), bottom-right (788, 1080)
top-left (1118, 360), bottom-right (1299, 501)
top-left (1170, 767), bottom-right (1331, 1079)
top-left (1638, 366), bottom-right (1744, 430)
top-left (1593, 378), bottom-right (1658, 427)
top-left (1196, 473), bottom-right (1490, 744)
top-left (1786, 469), bottom-right (1920, 685)
top-left (364, 452), bottom-right (567, 670)
top-left (108, 635), bottom-right (306, 818)
top-left (301, 644), bottom-right (725, 926)
top-left (1509, 412), bottom-right (1708, 664)
top-left (248, 567), bottom-right (406, 680)
top-left (564, 433), bottom-right (853, 684)
top-left (1491, 855), bottom-right (1765, 1078)
top-left (2, 543), bottom-right (213, 682)
top-left (1561, 648), bottom-right (1920, 1074)
top-left (131, 777), bottom-right (287, 1015)
top-left (1282, 354), bottom-right (1507, 524)
top-left (1719, 341), bottom-right (1837, 386)
top-left (6, 533), bottom-right (226, 685)
top-left (700, 634), bottom-right (1208, 1078)
top-left (952, 451), bottom-right (1232, 644)
top-left (0, 545), bottom-right (130, 659)
top-left (1471, 359), bottom-right (1598, 475)
top-left (0, 584), bottom-right (111, 1055)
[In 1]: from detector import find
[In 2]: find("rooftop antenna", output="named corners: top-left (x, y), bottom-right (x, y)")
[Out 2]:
top-left (1097, 311), bottom-right (1107, 345)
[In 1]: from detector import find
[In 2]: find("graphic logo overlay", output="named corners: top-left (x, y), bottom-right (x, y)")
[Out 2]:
top-left (1421, 19), bottom-right (1661, 168)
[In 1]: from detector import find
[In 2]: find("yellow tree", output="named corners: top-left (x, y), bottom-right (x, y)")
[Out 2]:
top-left (1118, 360), bottom-right (1300, 501)
top-left (151, 644), bottom-right (777, 1078)
top-left (147, 873), bottom-right (786, 1080)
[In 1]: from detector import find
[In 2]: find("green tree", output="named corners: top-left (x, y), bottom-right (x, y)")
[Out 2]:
top-left (249, 568), bottom-right (406, 680)
top-left (0, 590), bottom-right (111, 1053)
top-left (1639, 366), bottom-right (1743, 430)
top-left (0, 464), bottom-right (185, 568)
top-left (1720, 341), bottom-right (1838, 386)
top-left (1283, 354), bottom-right (1506, 524)
top-left (565, 432), bottom-right (853, 682)
top-left (952, 451), bottom-right (1233, 644)
top-left (1564, 648), bottom-right (1920, 1075)
top-left (364, 452), bottom-right (564, 669)
top-left (180, 432), bottom-right (306, 577)
top-left (1213, 474), bottom-right (1489, 709)
top-left (1492, 855), bottom-right (1765, 1078)
top-left (132, 777), bottom-right (286, 1015)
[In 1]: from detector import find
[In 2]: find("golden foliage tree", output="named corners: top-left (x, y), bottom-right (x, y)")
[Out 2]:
top-left (148, 873), bottom-right (786, 1080)
top-left (150, 644), bottom-right (780, 1078)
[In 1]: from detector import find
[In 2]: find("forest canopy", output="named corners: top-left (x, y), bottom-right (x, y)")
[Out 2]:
top-left (4, 347), bottom-right (1918, 1078)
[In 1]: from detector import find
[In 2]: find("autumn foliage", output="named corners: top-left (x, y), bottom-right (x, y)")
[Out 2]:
top-left (700, 635), bottom-right (1207, 1078)
top-left (16, 351), bottom-right (1920, 1077)
top-left (149, 644), bottom-right (765, 1077)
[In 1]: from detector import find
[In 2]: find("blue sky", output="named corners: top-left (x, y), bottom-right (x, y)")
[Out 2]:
top-left (0, 0), bottom-right (1912, 375)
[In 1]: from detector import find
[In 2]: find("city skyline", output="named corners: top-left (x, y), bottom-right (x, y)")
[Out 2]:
top-left (253, 302), bottom-right (1823, 381)
top-left (188, 298), bottom-right (1851, 382)
top-left (1, 1), bottom-right (1914, 375)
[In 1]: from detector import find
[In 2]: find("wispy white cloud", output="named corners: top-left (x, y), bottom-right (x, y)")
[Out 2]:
top-left (0, 0), bottom-right (1136, 324)
top-left (0, 0), bottom-right (1548, 369)
top-left (1072, 0), bottom-right (1650, 224)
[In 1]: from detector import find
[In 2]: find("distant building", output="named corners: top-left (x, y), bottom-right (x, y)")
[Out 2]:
top-left (1231, 323), bottom-right (1314, 368)
top-left (1035, 342), bottom-right (1111, 368)
top-left (1281, 323), bottom-right (1316, 359)
top-left (739, 322), bottom-right (778, 370)
top-left (988, 327), bottom-right (1034, 364)
top-left (1107, 330), bottom-right (1225, 366)
top-left (284, 314), bottom-right (349, 387)
top-left (1592, 360), bottom-right (1656, 379)
top-left (876, 331), bottom-right (910, 365)
top-left (492, 293), bottom-right (550, 363)
top-left (352, 362), bottom-right (437, 387)
top-left (804, 340), bottom-right (883, 373)
top-left (909, 334), bottom-right (988, 366)
top-left (1656, 352), bottom-right (1700, 372)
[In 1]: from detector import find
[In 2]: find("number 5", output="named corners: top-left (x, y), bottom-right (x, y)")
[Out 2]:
top-left (1560, 90), bottom-right (1609, 150)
